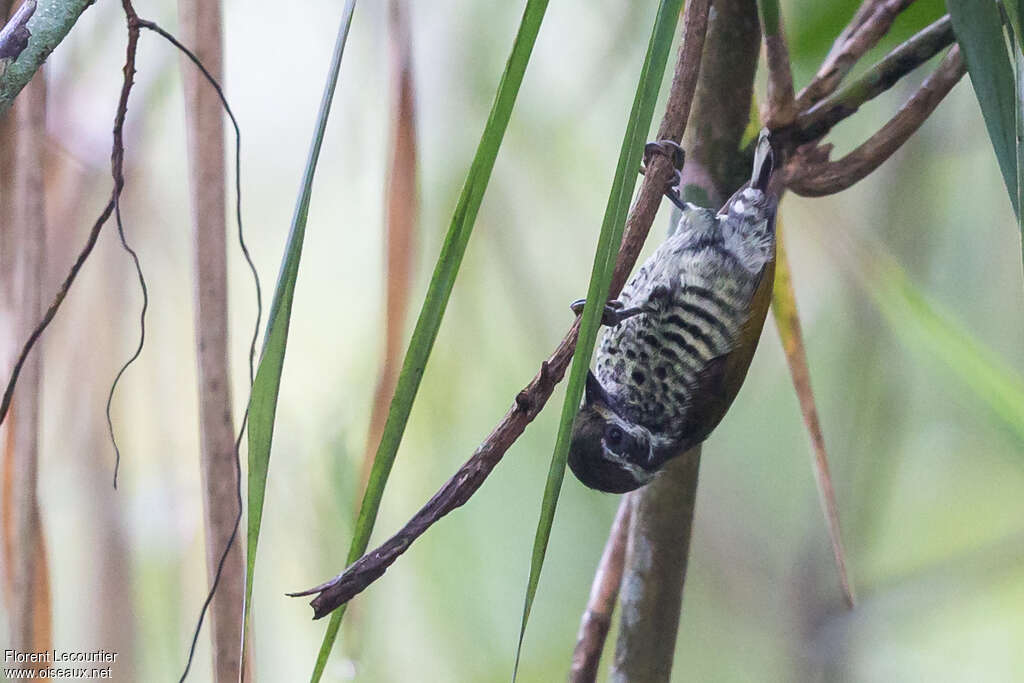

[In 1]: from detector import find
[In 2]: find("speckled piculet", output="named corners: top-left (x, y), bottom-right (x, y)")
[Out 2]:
top-left (568, 129), bottom-right (778, 493)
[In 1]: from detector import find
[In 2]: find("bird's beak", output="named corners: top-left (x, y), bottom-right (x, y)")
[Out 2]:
top-left (584, 370), bottom-right (611, 407)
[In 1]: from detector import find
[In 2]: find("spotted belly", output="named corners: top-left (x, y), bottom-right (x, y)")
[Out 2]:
top-left (594, 271), bottom-right (752, 438)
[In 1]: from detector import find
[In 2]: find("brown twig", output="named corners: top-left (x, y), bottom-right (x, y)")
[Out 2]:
top-left (787, 14), bottom-right (953, 148)
top-left (569, 497), bottom-right (631, 683)
top-left (758, 0), bottom-right (796, 128)
top-left (2, 4), bottom-right (255, 679)
top-left (132, 16), bottom-right (262, 683)
top-left (611, 448), bottom-right (702, 681)
top-left (0, 0), bottom-right (144, 430)
top-left (795, 0), bottom-right (915, 110)
top-left (786, 45), bottom-right (964, 196)
top-left (289, 0), bottom-right (713, 619)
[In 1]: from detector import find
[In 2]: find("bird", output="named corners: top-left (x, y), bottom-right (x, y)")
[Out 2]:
top-left (567, 128), bottom-right (778, 493)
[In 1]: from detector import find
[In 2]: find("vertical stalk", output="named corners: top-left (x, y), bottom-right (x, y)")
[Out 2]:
top-left (611, 448), bottom-right (700, 682)
top-left (1, 69), bottom-right (52, 676)
top-left (177, 0), bottom-right (249, 678)
top-left (611, 1), bottom-right (762, 679)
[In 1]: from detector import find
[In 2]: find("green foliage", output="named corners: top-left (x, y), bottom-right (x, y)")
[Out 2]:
top-left (246, 0), bottom-right (358, 627)
top-left (947, 0), bottom-right (1019, 218)
top-left (759, 0), bottom-right (781, 37)
top-left (1006, 0), bottom-right (1024, 270)
top-left (311, 0), bottom-right (553, 679)
top-left (513, 0), bottom-right (684, 677)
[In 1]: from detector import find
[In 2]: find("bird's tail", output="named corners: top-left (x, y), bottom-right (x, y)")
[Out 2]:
top-left (751, 128), bottom-right (774, 192)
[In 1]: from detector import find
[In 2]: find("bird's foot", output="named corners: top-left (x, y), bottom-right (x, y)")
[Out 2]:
top-left (643, 140), bottom-right (685, 170)
top-left (570, 298), bottom-right (645, 326)
top-left (641, 140), bottom-right (687, 211)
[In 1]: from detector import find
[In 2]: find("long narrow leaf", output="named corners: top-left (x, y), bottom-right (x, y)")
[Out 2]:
top-left (1017, 42), bottom-right (1024, 275)
top-left (311, 1), bottom-right (552, 679)
top-left (513, 0), bottom-right (684, 677)
top-left (996, 1), bottom-right (1024, 276)
top-left (771, 223), bottom-right (854, 608)
top-left (948, 0), bottom-right (1019, 216)
top-left (246, 0), bottom-right (357, 616)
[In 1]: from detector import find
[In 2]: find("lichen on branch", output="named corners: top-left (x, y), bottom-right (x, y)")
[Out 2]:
top-left (0, 0), bottom-right (94, 117)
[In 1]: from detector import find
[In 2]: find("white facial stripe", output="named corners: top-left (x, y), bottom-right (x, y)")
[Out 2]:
top-left (601, 444), bottom-right (656, 484)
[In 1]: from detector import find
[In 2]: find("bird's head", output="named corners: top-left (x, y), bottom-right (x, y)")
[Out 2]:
top-left (568, 372), bottom-right (665, 493)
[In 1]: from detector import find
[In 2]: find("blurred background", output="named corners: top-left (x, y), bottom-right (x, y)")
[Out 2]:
top-left (1, 0), bottom-right (1022, 680)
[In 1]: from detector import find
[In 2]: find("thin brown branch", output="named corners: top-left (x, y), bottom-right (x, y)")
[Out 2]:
top-left (796, 0), bottom-right (915, 110)
top-left (569, 497), bottom-right (631, 683)
top-left (759, 0), bottom-right (796, 128)
top-left (786, 14), bottom-right (954, 148)
top-left (0, 202), bottom-right (115, 430)
top-left (771, 230), bottom-right (854, 608)
top-left (177, 0), bottom-right (249, 679)
top-left (611, 448), bottom-right (701, 681)
top-left (0, 0), bottom-right (142, 432)
top-left (289, 0), bottom-right (713, 618)
top-left (787, 45), bottom-right (964, 196)
top-left (133, 16), bottom-right (262, 683)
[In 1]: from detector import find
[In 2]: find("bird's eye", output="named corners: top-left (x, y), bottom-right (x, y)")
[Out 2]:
top-left (605, 426), bottom-right (624, 446)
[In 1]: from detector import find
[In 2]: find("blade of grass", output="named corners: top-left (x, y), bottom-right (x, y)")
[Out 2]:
top-left (948, 0), bottom-right (1019, 216)
top-left (311, 1), bottom-right (551, 679)
top-left (245, 0), bottom-right (357, 617)
top-left (771, 222), bottom-right (854, 608)
top-left (1003, 1), bottom-right (1024, 52)
top-left (1018, 42), bottom-right (1024, 274)
top-left (1008, 10), bottom-right (1024, 278)
top-left (512, 0), bottom-right (684, 677)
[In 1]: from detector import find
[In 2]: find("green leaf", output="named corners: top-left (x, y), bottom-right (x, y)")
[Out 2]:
top-left (992, 1), bottom-right (1024, 277)
top-left (311, 1), bottom-right (552, 679)
top-left (512, 0), bottom-right (684, 677)
top-left (246, 0), bottom-right (357, 621)
top-left (1016, 42), bottom-right (1024, 273)
top-left (758, 0), bottom-right (781, 38)
top-left (948, 0), bottom-right (1019, 216)
top-left (1003, 0), bottom-right (1024, 52)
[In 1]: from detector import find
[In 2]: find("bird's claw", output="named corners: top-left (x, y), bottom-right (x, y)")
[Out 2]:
top-left (570, 298), bottom-right (643, 326)
top-left (643, 140), bottom-right (685, 170)
top-left (641, 140), bottom-right (687, 210)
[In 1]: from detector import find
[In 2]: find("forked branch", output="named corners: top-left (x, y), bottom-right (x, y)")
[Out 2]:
top-left (786, 45), bottom-right (965, 196)
top-left (796, 0), bottom-right (915, 109)
top-left (787, 14), bottom-right (954, 147)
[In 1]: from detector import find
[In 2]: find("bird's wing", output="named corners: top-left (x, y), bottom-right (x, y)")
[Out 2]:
top-left (674, 253), bottom-right (776, 450)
